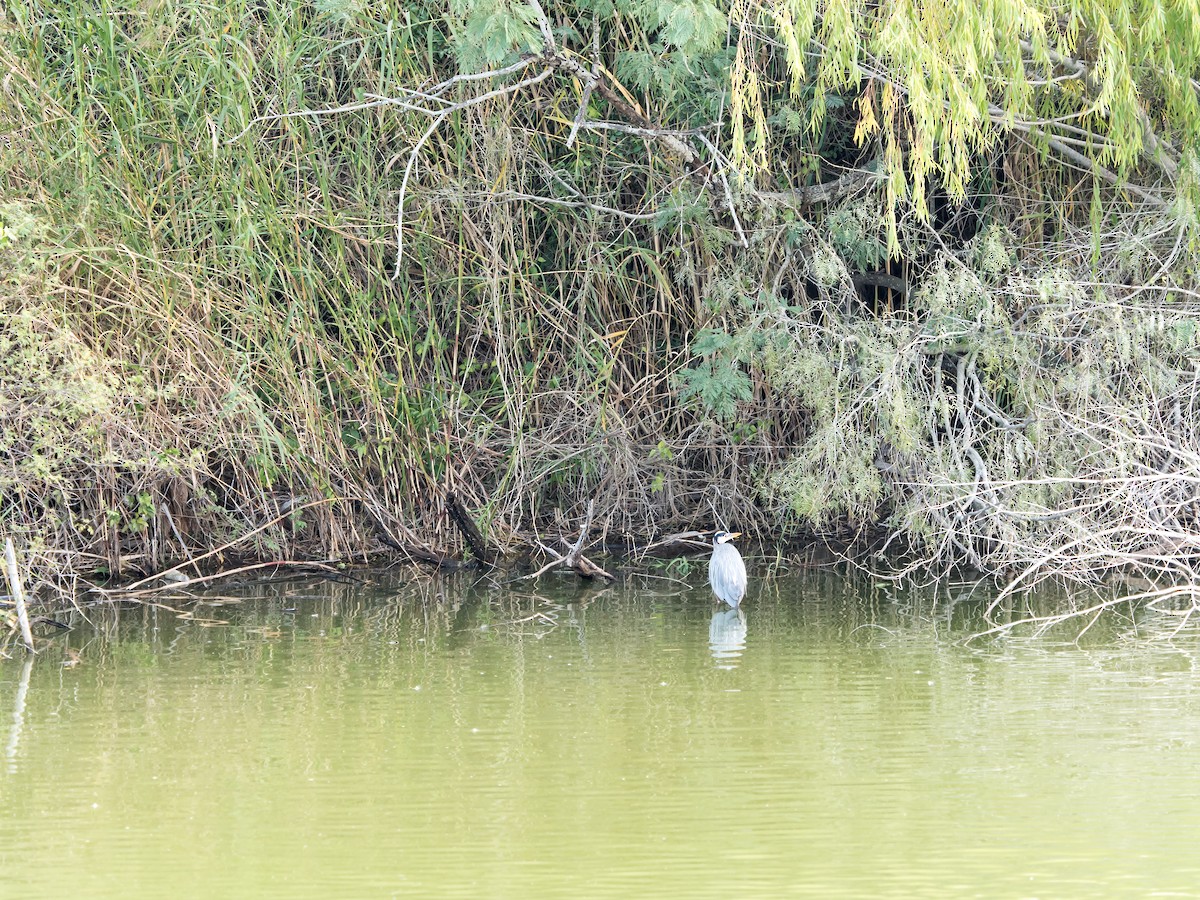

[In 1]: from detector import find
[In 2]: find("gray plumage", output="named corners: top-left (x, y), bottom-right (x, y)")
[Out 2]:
top-left (708, 530), bottom-right (747, 607)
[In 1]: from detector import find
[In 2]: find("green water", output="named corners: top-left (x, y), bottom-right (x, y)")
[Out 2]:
top-left (3, 569), bottom-right (1200, 898)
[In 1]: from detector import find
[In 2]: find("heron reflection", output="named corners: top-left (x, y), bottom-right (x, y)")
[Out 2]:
top-left (708, 607), bottom-right (747, 668)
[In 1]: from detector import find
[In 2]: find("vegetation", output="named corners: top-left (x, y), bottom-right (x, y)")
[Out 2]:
top-left (2, 0), bottom-right (1200, 614)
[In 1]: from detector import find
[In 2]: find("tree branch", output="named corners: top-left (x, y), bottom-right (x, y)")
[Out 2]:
top-left (1038, 133), bottom-right (1171, 211)
top-left (1018, 38), bottom-right (1180, 180)
top-left (851, 270), bottom-right (907, 297)
top-left (755, 163), bottom-right (884, 207)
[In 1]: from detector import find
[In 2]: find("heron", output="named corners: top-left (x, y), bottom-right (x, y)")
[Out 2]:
top-left (708, 530), bottom-right (747, 608)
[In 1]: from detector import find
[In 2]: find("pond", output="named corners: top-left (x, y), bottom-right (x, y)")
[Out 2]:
top-left (2, 565), bottom-right (1200, 897)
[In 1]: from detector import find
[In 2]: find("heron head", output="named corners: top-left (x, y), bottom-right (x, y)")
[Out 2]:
top-left (712, 530), bottom-right (742, 546)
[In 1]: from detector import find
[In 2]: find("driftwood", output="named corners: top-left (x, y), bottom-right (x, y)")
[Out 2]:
top-left (445, 492), bottom-right (493, 567)
top-left (526, 500), bottom-right (615, 582)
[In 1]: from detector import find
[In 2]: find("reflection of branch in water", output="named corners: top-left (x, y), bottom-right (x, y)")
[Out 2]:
top-left (6, 654), bottom-right (33, 773)
top-left (565, 602), bottom-right (590, 666)
top-left (625, 571), bottom-right (692, 590)
top-left (484, 611), bottom-right (559, 630)
top-left (468, 604), bottom-right (563, 639)
top-left (849, 623), bottom-right (900, 640)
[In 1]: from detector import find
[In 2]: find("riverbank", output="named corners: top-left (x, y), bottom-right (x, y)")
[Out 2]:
top-left (3, 2), bottom-right (1199, 620)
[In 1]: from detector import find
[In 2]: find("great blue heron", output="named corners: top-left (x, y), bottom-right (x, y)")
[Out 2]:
top-left (708, 530), bottom-right (747, 608)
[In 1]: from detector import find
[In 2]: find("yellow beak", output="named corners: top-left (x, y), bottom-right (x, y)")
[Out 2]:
top-left (727, 532), bottom-right (742, 539)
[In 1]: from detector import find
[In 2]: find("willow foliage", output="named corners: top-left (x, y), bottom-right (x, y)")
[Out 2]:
top-left (445, 1), bottom-right (1199, 243)
top-left (734, 0), bottom-right (1200, 243)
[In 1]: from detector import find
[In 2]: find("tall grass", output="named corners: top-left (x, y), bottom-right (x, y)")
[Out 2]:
top-left (0, 0), bottom-right (763, 589)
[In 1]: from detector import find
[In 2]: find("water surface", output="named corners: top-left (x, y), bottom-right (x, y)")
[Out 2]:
top-left (3, 568), bottom-right (1200, 897)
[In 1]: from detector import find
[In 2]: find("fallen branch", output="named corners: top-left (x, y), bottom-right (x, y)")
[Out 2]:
top-left (756, 163), bottom-right (884, 207)
top-left (525, 500), bottom-right (614, 582)
top-left (375, 528), bottom-right (463, 570)
top-left (851, 270), bottom-right (908, 298)
top-left (445, 492), bottom-right (493, 566)
top-left (638, 530), bottom-right (710, 557)
top-left (3, 538), bottom-right (36, 654)
top-left (116, 497), bottom-right (344, 592)
top-left (91, 560), bottom-right (344, 600)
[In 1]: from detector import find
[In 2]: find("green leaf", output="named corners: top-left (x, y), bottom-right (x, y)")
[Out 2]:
top-left (661, 1), bottom-right (724, 56)
top-left (676, 361), bottom-right (752, 419)
top-left (691, 328), bottom-right (732, 357)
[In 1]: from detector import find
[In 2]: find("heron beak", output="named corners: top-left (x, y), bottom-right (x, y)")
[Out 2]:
top-left (728, 532), bottom-right (742, 539)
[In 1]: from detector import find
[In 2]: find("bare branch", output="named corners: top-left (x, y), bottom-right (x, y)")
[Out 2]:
top-left (549, 52), bottom-right (704, 169)
top-left (566, 21), bottom-right (602, 150)
top-left (1020, 38), bottom-right (1180, 179)
top-left (228, 56), bottom-right (540, 142)
top-left (695, 132), bottom-right (748, 248)
top-left (393, 66), bottom-right (555, 275)
top-left (1037, 133), bottom-right (1170, 211)
top-left (445, 188), bottom-right (665, 221)
top-left (526, 0), bottom-right (556, 53)
top-left (755, 163), bottom-right (884, 207)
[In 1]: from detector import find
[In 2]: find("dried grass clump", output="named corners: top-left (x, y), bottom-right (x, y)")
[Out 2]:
top-left (0, 206), bottom-right (339, 590)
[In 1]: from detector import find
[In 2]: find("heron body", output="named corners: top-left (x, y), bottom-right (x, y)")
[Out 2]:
top-left (708, 530), bottom-right (747, 607)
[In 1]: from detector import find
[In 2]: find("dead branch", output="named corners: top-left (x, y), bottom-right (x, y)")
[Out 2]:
top-left (549, 52), bottom-right (705, 170)
top-left (566, 18), bottom-right (600, 149)
top-left (445, 492), bottom-right (493, 566)
top-left (851, 270), bottom-right (908, 298)
top-left (3, 539), bottom-right (36, 654)
top-left (375, 528), bottom-right (462, 570)
top-left (1032, 131), bottom-right (1170, 211)
top-left (117, 498), bottom-right (343, 592)
top-left (1018, 38), bottom-right (1180, 179)
top-left (638, 530), bottom-right (711, 557)
top-left (91, 560), bottom-right (344, 600)
top-left (756, 163), bottom-right (885, 207)
top-left (525, 500), bottom-right (614, 582)
top-left (393, 64), bottom-right (555, 273)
